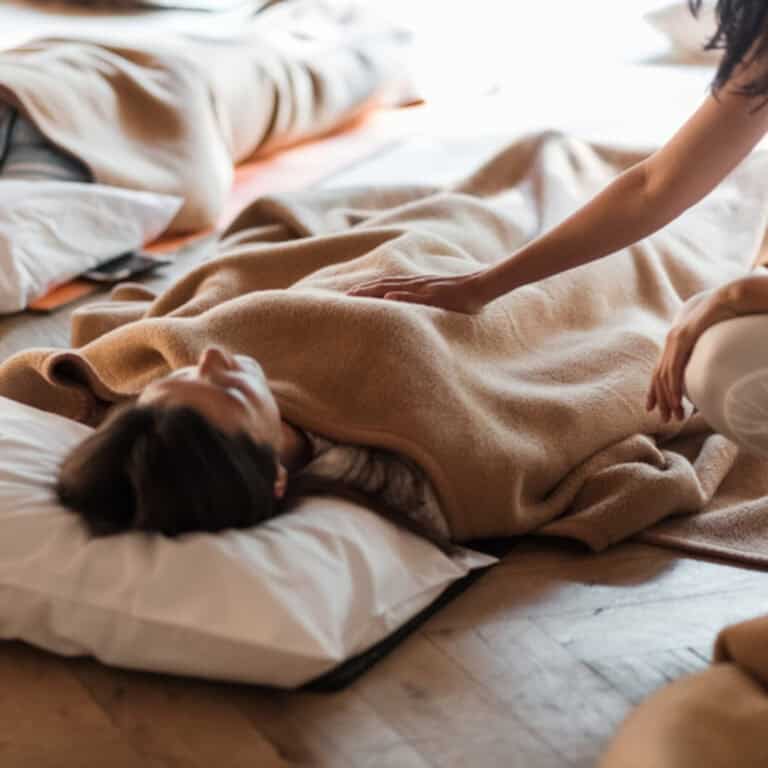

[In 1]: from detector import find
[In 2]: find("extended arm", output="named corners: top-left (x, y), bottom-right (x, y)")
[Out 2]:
top-left (349, 61), bottom-right (768, 311)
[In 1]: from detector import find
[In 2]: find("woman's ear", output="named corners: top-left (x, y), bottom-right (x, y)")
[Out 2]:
top-left (274, 464), bottom-right (288, 499)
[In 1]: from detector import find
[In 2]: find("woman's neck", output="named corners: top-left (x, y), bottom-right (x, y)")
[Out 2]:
top-left (279, 420), bottom-right (312, 472)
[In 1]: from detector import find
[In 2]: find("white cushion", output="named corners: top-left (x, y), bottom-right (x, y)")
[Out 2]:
top-left (0, 182), bottom-right (181, 313)
top-left (0, 396), bottom-right (494, 687)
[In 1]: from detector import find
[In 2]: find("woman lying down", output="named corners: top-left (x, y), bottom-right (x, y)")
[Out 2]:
top-left (57, 345), bottom-right (453, 551)
top-left (0, 130), bottom-right (763, 550)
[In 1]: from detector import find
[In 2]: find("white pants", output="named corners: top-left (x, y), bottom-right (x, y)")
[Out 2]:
top-left (686, 314), bottom-right (768, 456)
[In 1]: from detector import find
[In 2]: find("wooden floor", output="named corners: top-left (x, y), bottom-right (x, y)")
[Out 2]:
top-left (4, 537), bottom-right (768, 768)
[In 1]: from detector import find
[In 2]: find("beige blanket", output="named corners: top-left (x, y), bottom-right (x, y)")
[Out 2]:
top-left (600, 615), bottom-right (768, 767)
top-left (0, 1), bottom-right (407, 232)
top-left (1, 132), bottom-right (768, 544)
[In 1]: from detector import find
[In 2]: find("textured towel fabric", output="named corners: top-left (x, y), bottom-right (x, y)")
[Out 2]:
top-left (0, 1), bottom-right (408, 232)
top-left (1, 132), bottom-right (768, 545)
top-left (599, 615), bottom-right (768, 768)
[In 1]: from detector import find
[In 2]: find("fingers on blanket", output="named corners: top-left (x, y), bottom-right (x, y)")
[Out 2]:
top-left (645, 383), bottom-right (657, 413)
top-left (383, 291), bottom-right (429, 304)
top-left (668, 355), bottom-right (687, 422)
top-left (347, 276), bottom-right (433, 297)
top-left (647, 363), bottom-right (685, 423)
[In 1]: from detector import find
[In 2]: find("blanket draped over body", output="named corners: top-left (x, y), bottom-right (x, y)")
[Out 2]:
top-left (0, 1), bottom-right (408, 232)
top-left (2, 132), bottom-right (768, 546)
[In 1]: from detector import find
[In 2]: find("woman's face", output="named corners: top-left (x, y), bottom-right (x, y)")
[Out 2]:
top-left (138, 346), bottom-right (284, 454)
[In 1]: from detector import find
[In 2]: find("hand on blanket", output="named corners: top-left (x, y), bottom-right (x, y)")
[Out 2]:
top-left (347, 272), bottom-right (487, 313)
top-left (646, 287), bottom-right (734, 422)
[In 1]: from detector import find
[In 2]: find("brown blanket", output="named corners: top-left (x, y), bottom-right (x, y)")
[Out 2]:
top-left (600, 615), bottom-right (768, 767)
top-left (0, 1), bottom-right (407, 232)
top-left (1, 132), bottom-right (768, 544)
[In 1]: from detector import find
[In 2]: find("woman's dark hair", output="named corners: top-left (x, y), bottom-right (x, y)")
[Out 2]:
top-left (57, 404), bottom-right (279, 537)
top-left (690, 0), bottom-right (768, 99)
top-left (57, 403), bottom-right (454, 553)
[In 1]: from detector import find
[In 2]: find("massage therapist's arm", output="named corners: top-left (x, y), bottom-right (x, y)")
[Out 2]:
top-left (349, 66), bottom-right (768, 313)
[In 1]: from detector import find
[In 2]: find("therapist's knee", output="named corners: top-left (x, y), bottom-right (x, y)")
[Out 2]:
top-left (685, 314), bottom-right (768, 456)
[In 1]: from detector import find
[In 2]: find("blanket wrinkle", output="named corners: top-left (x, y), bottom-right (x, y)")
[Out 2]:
top-left (3, 132), bottom-right (768, 546)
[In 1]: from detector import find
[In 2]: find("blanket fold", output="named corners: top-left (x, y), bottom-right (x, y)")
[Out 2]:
top-left (2, 132), bottom-right (768, 545)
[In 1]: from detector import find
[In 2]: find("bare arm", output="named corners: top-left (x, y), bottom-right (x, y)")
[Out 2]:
top-left (474, 91), bottom-right (768, 303)
top-left (350, 61), bottom-right (768, 311)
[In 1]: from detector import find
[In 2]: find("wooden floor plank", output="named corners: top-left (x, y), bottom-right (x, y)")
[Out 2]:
top-left (585, 648), bottom-right (709, 706)
top-left (532, 586), bottom-right (768, 662)
top-left (352, 632), bottom-right (567, 768)
top-left (72, 660), bottom-right (287, 768)
top-left (426, 618), bottom-right (633, 764)
top-left (234, 688), bottom-right (356, 768)
top-left (0, 643), bottom-right (117, 744)
top-left (277, 688), bottom-right (430, 768)
top-left (0, 643), bottom-right (160, 767)
top-left (0, 736), bottom-right (162, 768)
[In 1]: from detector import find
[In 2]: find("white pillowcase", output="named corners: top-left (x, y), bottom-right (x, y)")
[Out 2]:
top-left (0, 396), bottom-right (494, 687)
top-left (0, 181), bottom-right (182, 313)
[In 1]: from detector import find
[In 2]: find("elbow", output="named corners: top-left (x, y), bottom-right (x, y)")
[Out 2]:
top-left (720, 272), bottom-right (768, 314)
top-left (638, 158), bottom-right (668, 212)
top-left (637, 157), bottom-right (696, 232)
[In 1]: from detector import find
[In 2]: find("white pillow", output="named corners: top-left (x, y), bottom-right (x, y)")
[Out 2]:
top-left (0, 181), bottom-right (182, 313)
top-left (0, 396), bottom-right (494, 687)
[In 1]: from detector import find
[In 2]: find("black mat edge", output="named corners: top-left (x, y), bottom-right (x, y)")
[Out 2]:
top-left (302, 540), bottom-right (511, 692)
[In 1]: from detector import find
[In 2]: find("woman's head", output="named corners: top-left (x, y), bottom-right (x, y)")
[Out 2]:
top-left (57, 346), bottom-right (286, 537)
top-left (139, 346), bottom-right (284, 460)
top-left (690, 1), bottom-right (768, 100)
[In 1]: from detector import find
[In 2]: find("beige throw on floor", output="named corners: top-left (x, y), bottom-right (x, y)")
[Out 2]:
top-left (0, 1), bottom-right (407, 232)
top-left (2, 131), bottom-right (768, 545)
top-left (599, 614), bottom-right (768, 768)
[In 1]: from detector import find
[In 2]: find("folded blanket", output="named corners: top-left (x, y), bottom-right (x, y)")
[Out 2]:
top-left (599, 614), bottom-right (768, 768)
top-left (0, 1), bottom-right (408, 232)
top-left (1, 132), bottom-right (767, 544)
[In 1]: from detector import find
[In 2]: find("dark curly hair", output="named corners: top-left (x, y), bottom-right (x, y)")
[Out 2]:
top-left (690, 0), bottom-right (768, 99)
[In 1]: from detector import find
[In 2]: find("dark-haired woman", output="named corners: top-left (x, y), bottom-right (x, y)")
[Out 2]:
top-left (348, 0), bottom-right (768, 456)
top-left (57, 345), bottom-right (452, 551)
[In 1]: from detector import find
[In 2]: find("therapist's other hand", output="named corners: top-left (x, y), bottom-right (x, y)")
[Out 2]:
top-left (347, 271), bottom-right (488, 314)
top-left (646, 287), bottom-right (731, 423)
